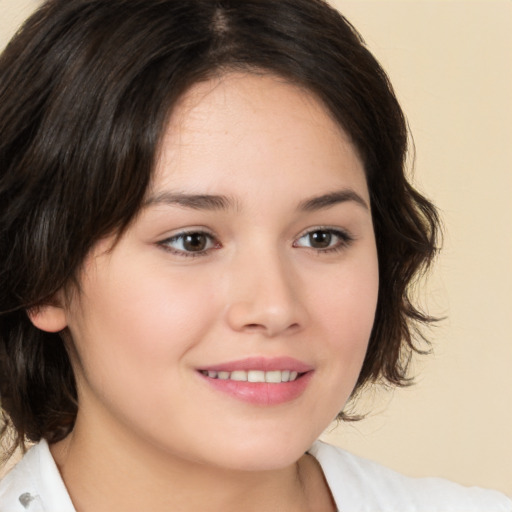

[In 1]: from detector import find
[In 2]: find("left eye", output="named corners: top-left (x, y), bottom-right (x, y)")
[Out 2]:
top-left (294, 229), bottom-right (351, 250)
top-left (161, 232), bottom-right (216, 254)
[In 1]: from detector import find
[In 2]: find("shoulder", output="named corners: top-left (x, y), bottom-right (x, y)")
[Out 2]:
top-left (309, 441), bottom-right (512, 512)
top-left (0, 440), bottom-right (75, 512)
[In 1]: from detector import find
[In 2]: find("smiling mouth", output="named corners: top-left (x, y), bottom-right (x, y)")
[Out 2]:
top-left (197, 360), bottom-right (313, 405)
top-left (198, 369), bottom-right (302, 383)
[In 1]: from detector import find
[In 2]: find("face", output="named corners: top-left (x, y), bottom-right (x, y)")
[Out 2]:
top-left (60, 73), bottom-right (379, 471)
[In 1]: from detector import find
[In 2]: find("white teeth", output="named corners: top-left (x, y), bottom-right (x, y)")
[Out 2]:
top-left (248, 370), bottom-right (265, 383)
top-left (230, 371), bottom-right (247, 381)
top-left (265, 370), bottom-right (282, 383)
top-left (202, 369), bottom-right (301, 383)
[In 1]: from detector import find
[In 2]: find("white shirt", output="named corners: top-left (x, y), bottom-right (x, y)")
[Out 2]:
top-left (1, 439), bottom-right (511, 511)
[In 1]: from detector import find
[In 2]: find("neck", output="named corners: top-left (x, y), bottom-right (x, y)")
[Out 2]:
top-left (50, 413), bottom-right (334, 512)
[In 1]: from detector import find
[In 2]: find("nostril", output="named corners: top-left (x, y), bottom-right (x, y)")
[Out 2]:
top-left (242, 321), bottom-right (301, 336)
top-left (245, 323), bottom-right (264, 330)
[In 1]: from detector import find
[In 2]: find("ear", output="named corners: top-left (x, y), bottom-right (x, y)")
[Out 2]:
top-left (27, 303), bottom-right (68, 333)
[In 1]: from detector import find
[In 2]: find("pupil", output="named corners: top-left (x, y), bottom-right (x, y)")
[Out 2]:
top-left (310, 231), bottom-right (331, 248)
top-left (184, 233), bottom-right (206, 251)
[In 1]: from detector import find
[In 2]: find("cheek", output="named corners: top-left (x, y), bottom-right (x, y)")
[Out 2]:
top-left (67, 264), bottom-right (220, 383)
top-left (311, 252), bottom-right (379, 369)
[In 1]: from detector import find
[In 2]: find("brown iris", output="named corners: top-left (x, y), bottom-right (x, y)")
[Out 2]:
top-left (182, 233), bottom-right (208, 251)
top-left (308, 230), bottom-right (332, 248)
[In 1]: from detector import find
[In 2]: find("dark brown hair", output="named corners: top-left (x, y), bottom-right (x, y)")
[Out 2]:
top-left (0, 0), bottom-right (439, 452)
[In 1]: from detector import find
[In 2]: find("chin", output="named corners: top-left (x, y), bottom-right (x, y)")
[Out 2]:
top-left (198, 430), bottom-right (317, 472)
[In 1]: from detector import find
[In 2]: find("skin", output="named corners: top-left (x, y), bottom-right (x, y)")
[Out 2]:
top-left (32, 73), bottom-right (379, 511)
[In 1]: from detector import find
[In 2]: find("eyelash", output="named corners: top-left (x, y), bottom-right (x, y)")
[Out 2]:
top-left (293, 227), bottom-right (354, 254)
top-left (158, 227), bottom-right (354, 258)
top-left (158, 230), bottom-right (219, 258)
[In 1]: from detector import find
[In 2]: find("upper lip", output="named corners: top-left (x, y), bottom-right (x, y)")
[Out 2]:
top-left (198, 357), bottom-right (313, 373)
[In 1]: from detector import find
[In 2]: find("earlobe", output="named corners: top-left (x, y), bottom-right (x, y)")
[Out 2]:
top-left (27, 304), bottom-right (68, 333)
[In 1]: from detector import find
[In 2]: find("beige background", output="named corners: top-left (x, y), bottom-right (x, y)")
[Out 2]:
top-left (1, 0), bottom-right (511, 495)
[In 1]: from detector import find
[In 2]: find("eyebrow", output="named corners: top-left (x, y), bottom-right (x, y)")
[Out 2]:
top-left (298, 189), bottom-right (369, 211)
top-left (143, 192), bottom-right (236, 211)
top-left (143, 188), bottom-right (369, 212)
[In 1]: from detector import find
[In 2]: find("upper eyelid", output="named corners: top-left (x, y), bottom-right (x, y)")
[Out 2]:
top-left (158, 225), bottom-right (354, 247)
top-left (162, 227), bottom-right (217, 241)
top-left (295, 226), bottom-right (353, 240)
top-left (160, 226), bottom-right (353, 240)
top-left (292, 227), bottom-right (355, 250)
top-left (159, 229), bottom-right (218, 247)
top-left (168, 230), bottom-right (212, 239)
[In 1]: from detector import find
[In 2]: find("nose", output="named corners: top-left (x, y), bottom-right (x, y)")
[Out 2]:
top-left (224, 248), bottom-right (307, 337)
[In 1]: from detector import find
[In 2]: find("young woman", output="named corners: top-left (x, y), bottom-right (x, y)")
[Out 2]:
top-left (0, 1), bottom-right (510, 511)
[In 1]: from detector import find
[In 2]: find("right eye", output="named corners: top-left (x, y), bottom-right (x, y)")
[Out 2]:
top-left (159, 231), bottom-right (218, 257)
top-left (293, 227), bottom-right (354, 253)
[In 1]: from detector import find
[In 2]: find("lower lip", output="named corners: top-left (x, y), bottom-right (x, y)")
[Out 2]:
top-left (198, 372), bottom-right (313, 406)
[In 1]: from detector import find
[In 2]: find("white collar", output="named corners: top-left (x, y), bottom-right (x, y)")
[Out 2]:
top-left (2, 439), bottom-right (510, 512)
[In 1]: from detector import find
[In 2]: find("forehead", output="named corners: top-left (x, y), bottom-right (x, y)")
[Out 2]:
top-left (150, 72), bottom-right (368, 204)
